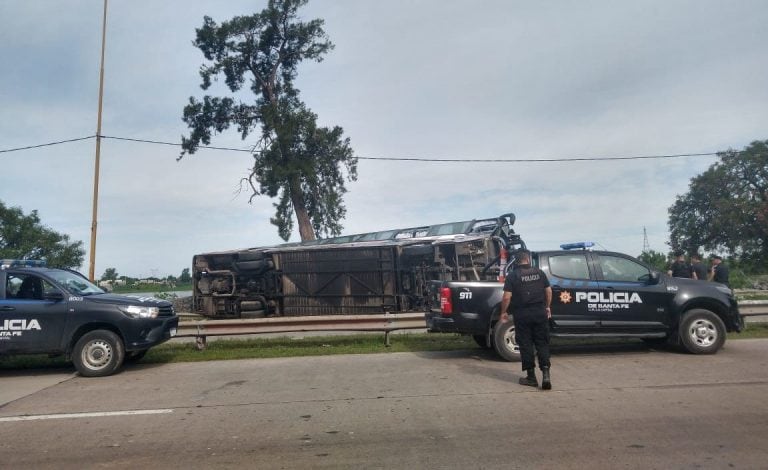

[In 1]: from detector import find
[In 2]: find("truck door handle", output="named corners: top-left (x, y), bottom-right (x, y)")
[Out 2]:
top-left (0, 306), bottom-right (15, 311)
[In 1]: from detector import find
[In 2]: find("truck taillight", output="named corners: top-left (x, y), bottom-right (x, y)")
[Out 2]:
top-left (440, 287), bottom-right (453, 316)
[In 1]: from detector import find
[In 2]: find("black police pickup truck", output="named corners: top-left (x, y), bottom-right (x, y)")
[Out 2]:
top-left (0, 260), bottom-right (178, 376)
top-left (426, 244), bottom-right (744, 361)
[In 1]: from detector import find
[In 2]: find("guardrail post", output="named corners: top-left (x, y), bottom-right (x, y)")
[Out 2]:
top-left (195, 325), bottom-right (207, 351)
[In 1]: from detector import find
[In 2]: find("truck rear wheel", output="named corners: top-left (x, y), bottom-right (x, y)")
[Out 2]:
top-left (679, 309), bottom-right (726, 354)
top-left (72, 330), bottom-right (125, 377)
top-left (493, 320), bottom-right (521, 362)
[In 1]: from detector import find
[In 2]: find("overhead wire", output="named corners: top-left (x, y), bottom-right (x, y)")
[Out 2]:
top-left (0, 133), bottom-right (724, 163)
top-left (0, 135), bottom-right (96, 153)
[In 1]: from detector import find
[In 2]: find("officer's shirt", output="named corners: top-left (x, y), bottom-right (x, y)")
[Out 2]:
top-left (670, 260), bottom-right (693, 278)
top-left (713, 264), bottom-right (730, 286)
top-left (503, 264), bottom-right (550, 310)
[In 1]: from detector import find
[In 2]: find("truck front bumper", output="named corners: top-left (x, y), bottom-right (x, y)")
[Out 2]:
top-left (124, 316), bottom-right (179, 351)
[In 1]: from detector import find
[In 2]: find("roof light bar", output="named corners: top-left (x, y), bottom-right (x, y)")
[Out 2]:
top-left (0, 259), bottom-right (47, 269)
top-left (560, 242), bottom-right (595, 251)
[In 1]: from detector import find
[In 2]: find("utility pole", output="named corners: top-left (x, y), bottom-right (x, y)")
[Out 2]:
top-left (89, 0), bottom-right (108, 281)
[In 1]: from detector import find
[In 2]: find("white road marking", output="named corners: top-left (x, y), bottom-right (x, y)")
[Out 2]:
top-left (0, 408), bottom-right (173, 422)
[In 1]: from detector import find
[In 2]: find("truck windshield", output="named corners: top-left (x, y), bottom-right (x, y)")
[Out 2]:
top-left (47, 271), bottom-right (104, 296)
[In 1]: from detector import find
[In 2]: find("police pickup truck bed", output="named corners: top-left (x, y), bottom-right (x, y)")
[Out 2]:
top-left (426, 248), bottom-right (743, 361)
top-left (0, 260), bottom-right (178, 377)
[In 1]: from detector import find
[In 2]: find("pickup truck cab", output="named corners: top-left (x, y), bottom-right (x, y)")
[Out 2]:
top-left (426, 247), bottom-right (743, 361)
top-left (0, 260), bottom-right (179, 376)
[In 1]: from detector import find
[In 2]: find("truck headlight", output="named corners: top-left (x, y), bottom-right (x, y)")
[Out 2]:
top-left (119, 305), bottom-right (159, 319)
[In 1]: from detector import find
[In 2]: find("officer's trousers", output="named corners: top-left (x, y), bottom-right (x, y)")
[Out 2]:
top-left (513, 307), bottom-right (551, 371)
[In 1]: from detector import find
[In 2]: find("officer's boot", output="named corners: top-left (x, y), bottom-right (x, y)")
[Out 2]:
top-left (541, 367), bottom-right (552, 390)
top-left (518, 369), bottom-right (538, 387)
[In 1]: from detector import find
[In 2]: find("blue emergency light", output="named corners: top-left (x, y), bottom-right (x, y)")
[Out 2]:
top-left (560, 242), bottom-right (595, 251)
top-left (0, 259), bottom-right (47, 269)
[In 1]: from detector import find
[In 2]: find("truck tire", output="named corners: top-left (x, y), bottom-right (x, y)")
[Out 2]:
top-left (234, 260), bottom-right (270, 271)
top-left (236, 251), bottom-right (265, 261)
top-left (679, 309), bottom-right (726, 354)
top-left (72, 330), bottom-right (125, 377)
top-left (493, 319), bottom-right (521, 362)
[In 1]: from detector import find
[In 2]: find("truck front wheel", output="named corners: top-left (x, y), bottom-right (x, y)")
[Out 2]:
top-left (72, 330), bottom-right (125, 377)
top-left (679, 309), bottom-right (726, 354)
top-left (493, 319), bottom-right (521, 362)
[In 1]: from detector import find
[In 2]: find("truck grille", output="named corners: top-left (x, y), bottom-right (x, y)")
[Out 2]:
top-left (158, 305), bottom-right (175, 317)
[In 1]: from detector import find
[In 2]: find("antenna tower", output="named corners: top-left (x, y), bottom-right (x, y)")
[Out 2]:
top-left (642, 227), bottom-right (650, 253)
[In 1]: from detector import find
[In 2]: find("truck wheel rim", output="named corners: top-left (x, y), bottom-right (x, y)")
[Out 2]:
top-left (82, 340), bottom-right (113, 370)
top-left (503, 327), bottom-right (520, 354)
top-left (688, 319), bottom-right (717, 347)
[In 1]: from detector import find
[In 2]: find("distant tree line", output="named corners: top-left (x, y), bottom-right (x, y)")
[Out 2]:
top-left (99, 268), bottom-right (192, 286)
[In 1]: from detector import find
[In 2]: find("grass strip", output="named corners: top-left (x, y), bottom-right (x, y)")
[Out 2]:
top-left (142, 333), bottom-right (475, 364)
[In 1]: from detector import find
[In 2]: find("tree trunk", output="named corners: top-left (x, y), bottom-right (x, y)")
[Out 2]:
top-left (290, 178), bottom-right (315, 242)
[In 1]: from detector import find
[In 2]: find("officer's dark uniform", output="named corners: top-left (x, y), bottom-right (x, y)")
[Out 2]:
top-left (691, 261), bottom-right (707, 281)
top-left (503, 263), bottom-right (551, 374)
top-left (669, 260), bottom-right (693, 278)
top-left (712, 263), bottom-right (730, 287)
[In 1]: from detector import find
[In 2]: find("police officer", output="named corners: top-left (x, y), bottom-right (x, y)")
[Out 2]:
top-left (708, 255), bottom-right (730, 287)
top-left (499, 250), bottom-right (553, 390)
top-left (690, 254), bottom-right (707, 281)
top-left (667, 251), bottom-right (693, 278)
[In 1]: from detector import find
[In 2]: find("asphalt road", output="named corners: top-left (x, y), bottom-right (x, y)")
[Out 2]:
top-left (1, 340), bottom-right (768, 469)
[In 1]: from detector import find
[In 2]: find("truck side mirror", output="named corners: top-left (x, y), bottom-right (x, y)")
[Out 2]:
top-left (649, 271), bottom-right (660, 284)
top-left (44, 291), bottom-right (64, 302)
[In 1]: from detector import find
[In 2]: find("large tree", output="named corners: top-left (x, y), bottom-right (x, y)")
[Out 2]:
top-left (180, 0), bottom-right (357, 241)
top-left (0, 201), bottom-right (85, 269)
top-left (668, 140), bottom-right (768, 266)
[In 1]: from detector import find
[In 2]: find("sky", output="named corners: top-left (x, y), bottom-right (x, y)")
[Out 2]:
top-left (1, 0), bottom-right (767, 278)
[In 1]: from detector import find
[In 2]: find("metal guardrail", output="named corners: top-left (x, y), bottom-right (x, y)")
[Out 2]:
top-left (737, 300), bottom-right (768, 317)
top-left (174, 312), bottom-right (427, 350)
top-left (735, 289), bottom-right (768, 295)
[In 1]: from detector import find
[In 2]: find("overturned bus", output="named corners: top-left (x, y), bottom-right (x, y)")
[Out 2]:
top-left (191, 212), bottom-right (525, 318)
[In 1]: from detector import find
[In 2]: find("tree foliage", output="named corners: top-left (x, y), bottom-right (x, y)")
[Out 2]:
top-left (0, 201), bottom-right (85, 269)
top-left (179, 268), bottom-right (191, 284)
top-left (668, 140), bottom-right (768, 267)
top-left (180, 0), bottom-right (357, 241)
top-left (101, 268), bottom-right (118, 282)
top-left (637, 250), bottom-right (668, 272)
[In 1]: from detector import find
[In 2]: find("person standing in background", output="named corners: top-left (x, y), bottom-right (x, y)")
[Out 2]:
top-left (667, 252), bottom-right (693, 278)
top-left (690, 254), bottom-right (707, 281)
top-left (708, 255), bottom-right (730, 287)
